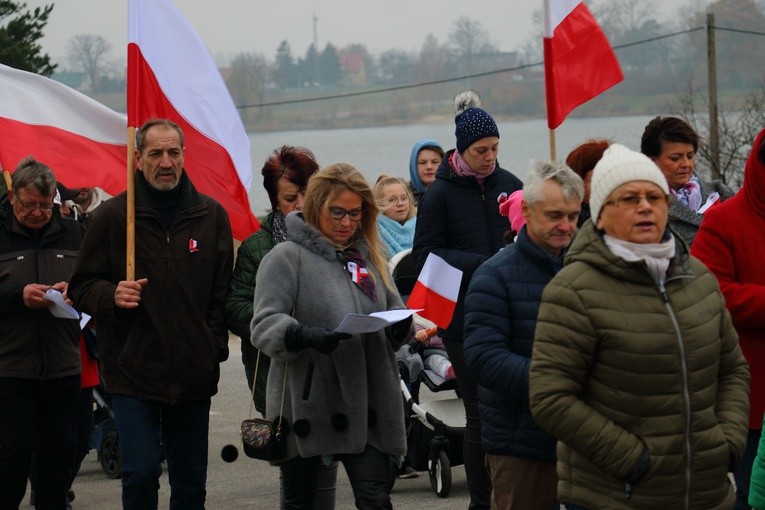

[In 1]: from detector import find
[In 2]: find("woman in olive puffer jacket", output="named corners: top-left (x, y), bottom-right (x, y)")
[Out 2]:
top-left (529, 144), bottom-right (750, 510)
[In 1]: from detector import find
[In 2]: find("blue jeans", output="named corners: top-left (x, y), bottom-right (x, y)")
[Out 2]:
top-left (0, 375), bottom-right (79, 510)
top-left (111, 395), bottom-right (211, 510)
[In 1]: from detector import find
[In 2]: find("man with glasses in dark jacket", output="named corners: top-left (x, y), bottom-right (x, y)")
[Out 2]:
top-left (0, 157), bottom-right (85, 509)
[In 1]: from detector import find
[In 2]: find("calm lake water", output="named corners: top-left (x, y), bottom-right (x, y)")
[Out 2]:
top-left (246, 114), bottom-right (657, 216)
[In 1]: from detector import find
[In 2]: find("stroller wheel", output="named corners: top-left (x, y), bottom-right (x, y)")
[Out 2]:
top-left (428, 448), bottom-right (451, 498)
top-left (98, 431), bottom-right (123, 479)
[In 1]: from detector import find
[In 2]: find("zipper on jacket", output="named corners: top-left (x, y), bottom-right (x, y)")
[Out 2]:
top-left (479, 189), bottom-right (498, 254)
top-left (658, 282), bottom-right (692, 510)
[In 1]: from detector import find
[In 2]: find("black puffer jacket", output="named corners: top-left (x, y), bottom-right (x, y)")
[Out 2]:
top-left (0, 198), bottom-right (84, 380)
top-left (412, 149), bottom-right (523, 340)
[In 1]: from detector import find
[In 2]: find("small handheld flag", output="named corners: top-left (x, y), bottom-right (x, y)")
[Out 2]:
top-left (406, 253), bottom-right (462, 329)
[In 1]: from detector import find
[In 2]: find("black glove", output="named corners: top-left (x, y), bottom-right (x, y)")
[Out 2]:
top-left (385, 314), bottom-right (413, 343)
top-left (284, 324), bottom-right (351, 354)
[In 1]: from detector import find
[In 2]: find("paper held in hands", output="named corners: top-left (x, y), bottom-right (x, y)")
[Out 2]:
top-left (43, 289), bottom-right (80, 320)
top-left (334, 309), bottom-right (421, 335)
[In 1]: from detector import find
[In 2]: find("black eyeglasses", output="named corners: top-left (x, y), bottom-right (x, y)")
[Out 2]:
top-left (604, 193), bottom-right (669, 209)
top-left (328, 206), bottom-right (363, 221)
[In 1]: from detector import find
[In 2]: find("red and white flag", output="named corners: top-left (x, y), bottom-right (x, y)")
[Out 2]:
top-left (128, 0), bottom-right (259, 239)
top-left (406, 253), bottom-right (462, 330)
top-left (0, 63), bottom-right (126, 193)
top-left (543, 0), bottom-right (623, 129)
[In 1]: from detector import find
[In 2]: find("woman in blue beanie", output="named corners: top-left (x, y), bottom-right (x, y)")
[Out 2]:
top-left (412, 90), bottom-right (523, 509)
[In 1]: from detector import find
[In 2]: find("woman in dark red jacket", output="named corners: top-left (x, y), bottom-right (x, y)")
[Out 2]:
top-left (692, 128), bottom-right (765, 510)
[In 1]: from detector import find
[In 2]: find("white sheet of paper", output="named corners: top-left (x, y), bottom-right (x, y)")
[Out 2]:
top-left (333, 309), bottom-right (420, 335)
top-left (697, 192), bottom-right (720, 214)
top-left (43, 289), bottom-right (80, 320)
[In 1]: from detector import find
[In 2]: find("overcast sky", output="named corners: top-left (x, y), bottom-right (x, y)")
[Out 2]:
top-left (25, 0), bottom-right (689, 68)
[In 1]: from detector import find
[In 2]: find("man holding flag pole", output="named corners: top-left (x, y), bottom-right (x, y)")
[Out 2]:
top-left (69, 118), bottom-right (233, 510)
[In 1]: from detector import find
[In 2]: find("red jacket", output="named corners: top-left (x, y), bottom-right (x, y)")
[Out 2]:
top-left (692, 128), bottom-right (765, 429)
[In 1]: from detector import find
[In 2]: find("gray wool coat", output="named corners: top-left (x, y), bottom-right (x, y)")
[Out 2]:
top-left (669, 177), bottom-right (734, 247)
top-left (250, 212), bottom-right (411, 462)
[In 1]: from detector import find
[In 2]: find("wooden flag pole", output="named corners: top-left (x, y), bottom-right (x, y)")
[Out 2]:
top-left (549, 128), bottom-right (557, 161)
top-left (2, 167), bottom-right (11, 200)
top-left (126, 126), bottom-right (136, 280)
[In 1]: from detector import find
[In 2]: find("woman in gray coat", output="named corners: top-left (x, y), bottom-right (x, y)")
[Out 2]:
top-left (251, 163), bottom-right (413, 509)
top-left (640, 115), bottom-right (734, 247)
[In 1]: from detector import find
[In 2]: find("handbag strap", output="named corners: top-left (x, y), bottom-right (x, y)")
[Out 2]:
top-left (249, 350), bottom-right (287, 428)
top-left (246, 247), bottom-right (300, 428)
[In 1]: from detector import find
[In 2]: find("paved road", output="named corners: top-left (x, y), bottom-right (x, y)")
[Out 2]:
top-left (35, 337), bottom-right (470, 509)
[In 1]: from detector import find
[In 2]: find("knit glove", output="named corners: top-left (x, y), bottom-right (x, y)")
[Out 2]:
top-left (284, 324), bottom-right (351, 354)
top-left (385, 315), bottom-right (413, 344)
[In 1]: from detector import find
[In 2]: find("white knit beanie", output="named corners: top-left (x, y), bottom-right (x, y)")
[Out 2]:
top-left (589, 143), bottom-right (669, 221)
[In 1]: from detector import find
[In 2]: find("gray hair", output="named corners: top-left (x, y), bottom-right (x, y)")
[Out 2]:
top-left (12, 156), bottom-right (56, 197)
top-left (135, 118), bottom-right (184, 152)
top-left (524, 160), bottom-right (584, 208)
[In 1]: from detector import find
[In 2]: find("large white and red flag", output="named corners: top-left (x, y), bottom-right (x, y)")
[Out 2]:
top-left (543, 0), bottom-right (623, 129)
top-left (0, 63), bottom-right (126, 193)
top-left (406, 253), bottom-right (462, 330)
top-left (128, 0), bottom-right (259, 239)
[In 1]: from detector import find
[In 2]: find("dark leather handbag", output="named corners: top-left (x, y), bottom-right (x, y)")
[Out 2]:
top-left (241, 416), bottom-right (285, 460)
top-left (241, 352), bottom-right (288, 461)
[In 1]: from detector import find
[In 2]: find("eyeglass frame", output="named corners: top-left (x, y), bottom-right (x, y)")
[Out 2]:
top-left (603, 192), bottom-right (671, 209)
top-left (328, 206), bottom-right (363, 221)
top-left (15, 200), bottom-right (55, 213)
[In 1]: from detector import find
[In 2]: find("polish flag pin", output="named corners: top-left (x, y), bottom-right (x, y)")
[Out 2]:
top-left (189, 239), bottom-right (199, 253)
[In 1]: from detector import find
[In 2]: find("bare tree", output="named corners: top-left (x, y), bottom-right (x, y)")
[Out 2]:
top-left (418, 33), bottom-right (452, 83)
top-left (448, 16), bottom-right (497, 75)
top-left (226, 52), bottom-right (270, 125)
top-left (67, 34), bottom-right (112, 92)
top-left (670, 85), bottom-right (765, 189)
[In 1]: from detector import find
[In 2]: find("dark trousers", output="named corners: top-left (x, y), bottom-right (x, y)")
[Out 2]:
top-left (111, 395), bottom-right (210, 510)
top-left (734, 428), bottom-right (762, 510)
top-left (444, 338), bottom-right (491, 510)
top-left (70, 387), bottom-right (94, 489)
top-left (281, 445), bottom-right (394, 510)
top-left (0, 375), bottom-right (79, 510)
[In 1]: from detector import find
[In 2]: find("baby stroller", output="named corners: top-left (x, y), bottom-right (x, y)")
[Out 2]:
top-left (90, 380), bottom-right (123, 479)
top-left (389, 249), bottom-right (466, 498)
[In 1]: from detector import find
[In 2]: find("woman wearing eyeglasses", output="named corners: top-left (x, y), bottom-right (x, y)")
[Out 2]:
top-left (528, 144), bottom-right (749, 510)
top-left (251, 163), bottom-right (413, 509)
top-left (640, 116), bottom-right (734, 247)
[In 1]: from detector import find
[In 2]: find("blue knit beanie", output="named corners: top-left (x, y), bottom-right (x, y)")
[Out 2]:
top-left (454, 90), bottom-right (500, 153)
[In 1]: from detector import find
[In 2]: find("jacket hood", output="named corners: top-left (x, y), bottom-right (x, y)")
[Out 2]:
top-left (743, 128), bottom-right (765, 217)
top-left (409, 139), bottom-right (444, 193)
